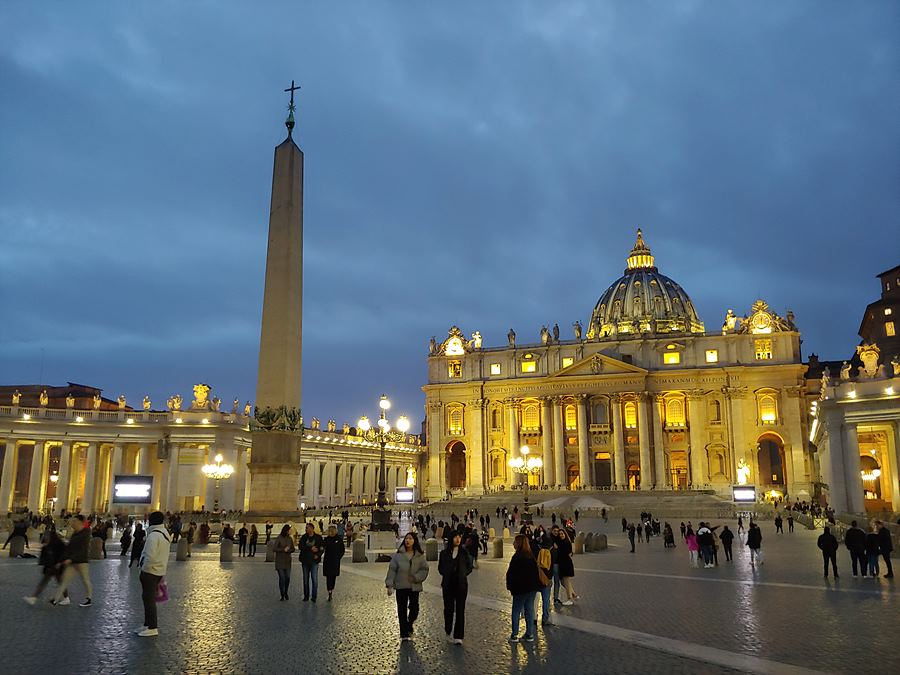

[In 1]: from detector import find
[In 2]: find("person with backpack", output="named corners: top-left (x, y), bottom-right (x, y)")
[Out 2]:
top-left (438, 531), bottom-right (473, 645)
top-left (535, 542), bottom-right (554, 627)
top-left (136, 511), bottom-right (171, 636)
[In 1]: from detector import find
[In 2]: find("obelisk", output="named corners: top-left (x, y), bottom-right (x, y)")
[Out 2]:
top-left (247, 81), bottom-right (304, 518)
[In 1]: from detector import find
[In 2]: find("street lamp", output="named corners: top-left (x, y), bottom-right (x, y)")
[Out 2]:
top-left (508, 445), bottom-right (543, 524)
top-left (358, 394), bottom-right (411, 531)
top-left (201, 453), bottom-right (234, 512)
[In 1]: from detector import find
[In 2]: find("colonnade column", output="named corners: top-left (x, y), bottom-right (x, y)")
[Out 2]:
top-left (637, 393), bottom-right (652, 489)
top-left (82, 442), bottom-right (99, 514)
top-left (552, 398), bottom-right (565, 488)
top-left (540, 398), bottom-right (554, 487)
top-left (0, 440), bottom-right (17, 512)
top-left (56, 441), bottom-right (73, 512)
top-left (652, 394), bottom-right (667, 488)
top-left (234, 449), bottom-right (248, 512)
top-left (165, 443), bottom-right (180, 512)
top-left (309, 459), bottom-right (320, 507)
top-left (726, 387), bottom-right (748, 483)
top-left (27, 441), bottom-right (46, 512)
top-left (889, 423), bottom-right (900, 512)
top-left (841, 423), bottom-right (865, 514)
top-left (218, 447), bottom-right (238, 512)
top-left (687, 390), bottom-right (707, 488)
top-left (576, 395), bottom-right (591, 488)
top-left (468, 399), bottom-right (485, 494)
top-left (611, 394), bottom-right (626, 488)
top-left (137, 444), bottom-right (155, 512)
top-left (107, 443), bottom-right (124, 509)
top-left (426, 401), bottom-right (443, 500)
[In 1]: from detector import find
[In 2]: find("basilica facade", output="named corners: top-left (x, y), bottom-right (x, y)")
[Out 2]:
top-left (422, 231), bottom-right (812, 501)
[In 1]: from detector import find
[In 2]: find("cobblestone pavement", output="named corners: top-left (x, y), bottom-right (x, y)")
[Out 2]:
top-left (0, 515), bottom-right (896, 674)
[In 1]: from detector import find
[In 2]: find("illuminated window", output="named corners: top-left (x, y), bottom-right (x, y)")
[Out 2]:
top-left (758, 395), bottom-right (777, 424)
top-left (663, 352), bottom-right (681, 365)
top-left (521, 360), bottom-right (536, 373)
top-left (447, 406), bottom-right (464, 434)
top-left (665, 398), bottom-right (685, 426)
top-left (523, 404), bottom-right (539, 430)
top-left (490, 407), bottom-right (502, 429)
top-left (885, 308), bottom-right (893, 316)
top-left (562, 357), bottom-right (574, 369)
top-left (886, 321), bottom-right (896, 337)
top-left (564, 404), bottom-right (577, 430)
top-left (490, 363), bottom-right (501, 375)
top-left (624, 401), bottom-right (637, 429)
top-left (754, 339), bottom-right (773, 361)
top-left (448, 361), bottom-right (462, 378)
top-left (705, 349), bottom-right (719, 363)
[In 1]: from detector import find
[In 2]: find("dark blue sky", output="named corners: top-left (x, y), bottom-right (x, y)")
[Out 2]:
top-left (1, 1), bottom-right (898, 427)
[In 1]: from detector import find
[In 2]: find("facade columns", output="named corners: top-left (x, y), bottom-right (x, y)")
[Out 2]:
top-left (889, 423), bottom-right (900, 512)
top-left (234, 448), bottom-right (248, 512)
top-left (218, 447), bottom-right (238, 512)
top-left (309, 459), bottom-right (320, 507)
top-left (652, 395), bottom-right (667, 488)
top-left (505, 399), bottom-right (520, 460)
top-left (56, 441), bottom-right (73, 512)
top-left (576, 395), bottom-right (591, 487)
top-left (426, 401), bottom-right (443, 500)
top-left (726, 387), bottom-right (748, 483)
top-left (137, 443), bottom-right (155, 512)
top-left (468, 399), bottom-right (485, 494)
top-left (82, 442), bottom-right (99, 514)
top-left (611, 395), bottom-right (626, 488)
top-left (687, 390), bottom-right (707, 488)
top-left (540, 398), bottom-right (554, 487)
top-left (637, 393), bottom-right (652, 489)
top-left (0, 439), bottom-right (17, 512)
top-left (552, 398), bottom-right (565, 488)
top-left (783, 386), bottom-right (809, 494)
top-left (107, 443), bottom-right (124, 509)
top-left (165, 442), bottom-right (180, 512)
top-left (27, 441), bottom-right (47, 512)
top-left (841, 423), bottom-right (865, 514)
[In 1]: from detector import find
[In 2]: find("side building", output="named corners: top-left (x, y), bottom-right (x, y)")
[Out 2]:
top-left (422, 231), bottom-right (812, 501)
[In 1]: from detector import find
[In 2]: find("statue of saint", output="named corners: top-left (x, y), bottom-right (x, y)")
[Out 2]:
top-left (552, 323), bottom-right (560, 342)
top-left (342, 423), bottom-right (351, 434)
top-left (540, 326), bottom-right (550, 345)
top-left (143, 396), bottom-right (152, 411)
top-left (117, 395), bottom-right (127, 410)
top-left (507, 329), bottom-right (516, 347)
top-left (92, 393), bottom-right (102, 410)
top-left (172, 394), bottom-right (183, 411)
top-left (232, 397), bottom-right (239, 413)
top-left (327, 419), bottom-right (336, 432)
top-left (39, 390), bottom-right (49, 406)
top-left (244, 401), bottom-right (251, 416)
top-left (211, 397), bottom-right (221, 412)
top-left (471, 331), bottom-right (483, 349)
top-left (11, 389), bottom-right (21, 406)
top-left (406, 465), bottom-right (416, 487)
top-left (429, 336), bottom-right (437, 355)
top-left (892, 357), bottom-right (900, 376)
top-left (65, 394), bottom-right (75, 408)
top-left (573, 321), bottom-right (582, 341)
top-left (192, 383), bottom-right (211, 410)
top-left (736, 457), bottom-right (751, 486)
top-left (839, 361), bottom-right (851, 380)
top-left (311, 417), bottom-right (320, 430)
top-left (722, 309), bottom-right (737, 334)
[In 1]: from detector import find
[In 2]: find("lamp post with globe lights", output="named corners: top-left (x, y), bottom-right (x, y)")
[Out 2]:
top-left (508, 445), bottom-right (543, 524)
top-left (201, 453), bottom-right (235, 513)
top-left (358, 394), bottom-right (411, 531)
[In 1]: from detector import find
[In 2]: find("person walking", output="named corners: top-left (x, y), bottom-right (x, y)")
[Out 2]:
top-left (746, 522), bottom-right (763, 567)
top-left (865, 526), bottom-right (881, 577)
top-left (136, 511), bottom-right (171, 636)
top-left (787, 514), bottom-right (794, 533)
top-left (506, 534), bottom-right (540, 643)
top-left (248, 525), bottom-right (259, 557)
top-left (719, 526), bottom-right (734, 562)
top-left (322, 525), bottom-right (345, 601)
top-left (185, 521), bottom-right (195, 558)
top-left (555, 529), bottom-right (578, 604)
top-left (51, 518), bottom-right (93, 607)
top-left (685, 527), bottom-right (699, 567)
top-left (438, 532), bottom-right (473, 645)
top-left (875, 520), bottom-right (894, 578)
top-left (627, 523), bottom-right (637, 553)
top-left (265, 521), bottom-right (273, 544)
top-left (737, 516), bottom-right (744, 535)
top-left (237, 524), bottom-right (249, 557)
top-left (697, 523), bottom-right (715, 568)
top-left (385, 533), bottom-right (430, 641)
top-left (274, 525), bottom-right (295, 601)
top-left (298, 523), bottom-right (324, 602)
top-left (774, 515), bottom-right (783, 534)
top-left (24, 529), bottom-right (69, 605)
top-left (130, 523), bottom-right (145, 568)
top-left (844, 521), bottom-right (867, 577)
top-left (120, 524), bottom-right (133, 558)
top-left (817, 526), bottom-right (839, 578)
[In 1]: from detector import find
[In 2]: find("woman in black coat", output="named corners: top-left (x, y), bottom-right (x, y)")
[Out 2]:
top-left (555, 529), bottom-right (578, 604)
top-left (506, 534), bottom-right (541, 642)
top-left (322, 525), bottom-right (346, 602)
top-left (438, 532), bottom-right (473, 645)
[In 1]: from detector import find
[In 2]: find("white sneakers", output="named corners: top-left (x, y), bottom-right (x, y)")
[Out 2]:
top-left (454, 638), bottom-right (463, 645)
top-left (58, 597), bottom-right (71, 606)
top-left (137, 628), bottom-right (159, 637)
top-left (23, 597), bottom-right (37, 605)
top-left (561, 600), bottom-right (574, 606)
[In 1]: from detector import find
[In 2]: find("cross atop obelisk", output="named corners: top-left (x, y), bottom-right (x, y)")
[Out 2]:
top-left (284, 79), bottom-right (300, 138)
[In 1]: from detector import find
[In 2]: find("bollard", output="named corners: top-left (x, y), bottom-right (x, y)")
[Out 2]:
top-left (491, 538), bottom-right (504, 558)
top-left (220, 538), bottom-right (234, 562)
top-left (8, 536), bottom-right (25, 558)
top-left (352, 538), bottom-right (367, 563)
top-left (425, 538), bottom-right (439, 562)
top-left (573, 532), bottom-right (585, 554)
top-left (595, 533), bottom-right (608, 551)
top-left (89, 537), bottom-right (104, 560)
top-left (502, 527), bottom-right (511, 540)
top-left (489, 527), bottom-right (495, 539)
top-left (265, 538), bottom-right (277, 562)
top-left (584, 532), bottom-right (594, 552)
top-left (176, 538), bottom-right (189, 561)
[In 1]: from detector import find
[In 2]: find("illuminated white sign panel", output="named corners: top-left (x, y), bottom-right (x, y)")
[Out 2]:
top-left (113, 475), bottom-right (153, 504)
top-left (732, 486), bottom-right (757, 503)
top-left (395, 488), bottom-right (415, 504)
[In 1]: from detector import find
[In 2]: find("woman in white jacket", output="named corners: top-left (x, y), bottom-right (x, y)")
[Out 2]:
top-left (137, 511), bottom-right (171, 637)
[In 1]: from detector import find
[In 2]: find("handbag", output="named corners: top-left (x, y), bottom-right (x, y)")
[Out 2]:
top-left (155, 578), bottom-right (169, 603)
top-left (537, 566), bottom-right (550, 588)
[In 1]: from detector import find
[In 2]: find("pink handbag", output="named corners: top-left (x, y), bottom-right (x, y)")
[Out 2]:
top-left (155, 578), bottom-right (169, 603)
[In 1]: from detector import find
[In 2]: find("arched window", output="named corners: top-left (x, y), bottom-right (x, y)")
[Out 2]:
top-left (665, 398), bottom-right (685, 427)
top-left (614, 300), bottom-right (621, 316)
top-left (672, 297), bottom-right (682, 312)
top-left (654, 296), bottom-right (663, 313)
top-left (447, 405), bottom-right (464, 434)
top-left (523, 404), bottom-right (539, 430)
top-left (758, 395), bottom-right (777, 424)
top-left (624, 401), bottom-right (637, 429)
top-left (634, 296), bottom-right (643, 314)
top-left (709, 399), bottom-right (722, 422)
top-left (490, 407), bottom-right (502, 430)
top-left (564, 404), bottom-right (577, 430)
top-left (592, 402), bottom-right (608, 424)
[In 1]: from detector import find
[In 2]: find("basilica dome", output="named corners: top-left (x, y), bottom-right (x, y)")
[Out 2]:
top-left (587, 230), bottom-right (705, 339)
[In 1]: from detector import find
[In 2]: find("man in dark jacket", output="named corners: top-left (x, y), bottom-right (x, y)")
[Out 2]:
top-left (817, 527), bottom-right (839, 578)
top-left (875, 520), bottom-right (894, 578)
top-left (298, 523), bottom-right (325, 602)
top-left (844, 521), bottom-right (867, 577)
top-left (719, 526), bottom-right (735, 561)
top-left (52, 518), bottom-right (93, 606)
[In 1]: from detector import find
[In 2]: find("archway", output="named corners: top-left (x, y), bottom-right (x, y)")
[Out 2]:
top-left (567, 465), bottom-right (579, 490)
top-left (594, 453), bottom-right (612, 487)
top-left (757, 433), bottom-right (785, 486)
top-left (446, 441), bottom-right (467, 489)
top-left (669, 451), bottom-right (688, 490)
top-left (627, 464), bottom-right (640, 491)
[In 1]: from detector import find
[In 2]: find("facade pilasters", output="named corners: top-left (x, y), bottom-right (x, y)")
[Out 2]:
top-left (82, 442), bottom-right (99, 513)
top-left (426, 401), bottom-right (443, 500)
top-left (540, 398), bottom-right (554, 486)
top-left (0, 439), bottom-right (17, 512)
top-left (107, 443), bottom-right (124, 509)
top-left (505, 399), bottom-right (520, 460)
top-left (841, 423), bottom-right (865, 514)
top-left (468, 399), bottom-right (485, 494)
top-left (652, 395), bottom-right (667, 488)
top-left (27, 441), bottom-right (47, 512)
top-left (611, 394), bottom-right (626, 488)
top-left (687, 391), bottom-right (707, 488)
top-left (56, 441), bottom-right (73, 512)
top-left (576, 395), bottom-right (591, 487)
top-left (165, 442), bottom-right (180, 512)
top-left (552, 398), bottom-right (565, 488)
top-left (637, 393), bottom-right (652, 489)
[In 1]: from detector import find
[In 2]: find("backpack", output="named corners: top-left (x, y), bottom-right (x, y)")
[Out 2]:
top-left (536, 547), bottom-right (552, 587)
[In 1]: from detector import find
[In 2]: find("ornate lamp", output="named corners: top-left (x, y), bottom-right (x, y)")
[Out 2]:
top-left (201, 453), bottom-right (235, 512)
top-left (508, 445), bottom-right (543, 523)
top-left (357, 394), bottom-right (411, 531)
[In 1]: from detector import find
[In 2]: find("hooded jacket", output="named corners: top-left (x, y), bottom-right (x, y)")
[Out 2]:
top-left (140, 524), bottom-right (171, 576)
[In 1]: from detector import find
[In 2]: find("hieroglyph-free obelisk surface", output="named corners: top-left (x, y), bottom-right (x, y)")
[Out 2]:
top-left (247, 91), bottom-right (304, 518)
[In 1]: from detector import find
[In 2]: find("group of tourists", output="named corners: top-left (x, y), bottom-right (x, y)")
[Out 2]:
top-left (273, 522), bottom-right (346, 602)
top-left (824, 520), bottom-right (895, 579)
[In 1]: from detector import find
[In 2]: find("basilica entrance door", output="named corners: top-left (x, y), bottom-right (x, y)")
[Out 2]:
top-left (446, 442), bottom-right (466, 489)
top-left (757, 434), bottom-right (785, 487)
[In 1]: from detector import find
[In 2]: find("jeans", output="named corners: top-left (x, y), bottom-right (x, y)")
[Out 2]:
top-left (442, 586), bottom-right (467, 639)
top-left (723, 543), bottom-right (733, 561)
top-left (868, 553), bottom-right (880, 576)
top-left (701, 545), bottom-right (714, 565)
top-left (276, 568), bottom-right (291, 597)
top-left (536, 583), bottom-right (551, 623)
top-left (750, 548), bottom-right (763, 565)
top-left (395, 589), bottom-right (420, 638)
top-left (249, 540), bottom-right (257, 556)
top-left (302, 563), bottom-right (319, 600)
top-left (551, 564), bottom-right (561, 600)
top-left (511, 592), bottom-right (536, 638)
top-left (850, 550), bottom-right (867, 576)
top-left (140, 571), bottom-right (162, 629)
top-left (881, 552), bottom-right (894, 577)
top-left (238, 538), bottom-right (247, 556)
top-left (822, 552), bottom-right (838, 576)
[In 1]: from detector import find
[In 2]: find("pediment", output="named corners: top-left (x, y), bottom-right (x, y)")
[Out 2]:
top-left (551, 352), bottom-right (648, 377)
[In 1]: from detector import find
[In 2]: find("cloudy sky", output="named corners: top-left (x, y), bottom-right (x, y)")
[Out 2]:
top-left (1, 1), bottom-right (898, 427)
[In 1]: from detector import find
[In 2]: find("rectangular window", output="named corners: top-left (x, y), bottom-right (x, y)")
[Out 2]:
top-left (885, 308), bottom-right (892, 316)
top-left (561, 357), bottom-right (574, 369)
top-left (448, 361), bottom-right (462, 378)
top-left (705, 349), bottom-right (719, 363)
top-left (490, 363), bottom-right (501, 375)
top-left (886, 321), bottom-right (896, 337)
top-left (663, 352), bottom-right (681, 365)
top-left (754, 339), bottom-right (773, 360)
top-left (521, 361), bottom-right (536, 373)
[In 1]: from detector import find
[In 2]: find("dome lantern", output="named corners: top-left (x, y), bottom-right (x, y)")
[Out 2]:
top-left (626, 228), bottom-right (655, 271)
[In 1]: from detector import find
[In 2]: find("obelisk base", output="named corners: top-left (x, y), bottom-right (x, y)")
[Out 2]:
top-left (245, 431), bottom-right (302, 520)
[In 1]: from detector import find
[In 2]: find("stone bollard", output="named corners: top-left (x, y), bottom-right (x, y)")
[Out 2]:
top-left (220, 538), bottom-right (234, 562)
top-left (425, 538), bottom-right (439, 562)
top-left (585, 532), bottom-right (594, 552)
top-left (89, 537), bottom-right (104, 560)
top-left (176, 538), bottom-right (189, 561)
top-left (491, 538), bottom-right (503, 558)
top-left (595, 533), bottom-right (608, 551)
top-left (8, 536), bottom-right (25, 558)
top-left (502, 527), bottom-right (511, 540)
top-left (352, 538), bottom-right (367, 563)
top-left (573, 532), bottom-right (585, 554)
top-left (489, 527), bottom-right (495, 539)
top-left (265, 538), bottom-right (277, 562)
